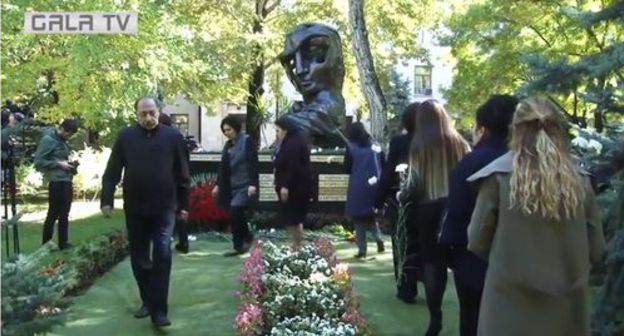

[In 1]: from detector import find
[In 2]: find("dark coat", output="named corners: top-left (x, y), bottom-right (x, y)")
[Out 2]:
top-left (101, 124), bottom-right (190, 216)
top-left (438, 135), bottom-right (507, 289)
top-left (273, 132), bottom-right (314, 206)
top-left (374, 132), bottom-right (412, 208)
top-left (440, 136), bottom-right (508, 246)
top-left (216, 133), bottom-right (259, 210)
top-left (344, 142), bottom-right (385, 217)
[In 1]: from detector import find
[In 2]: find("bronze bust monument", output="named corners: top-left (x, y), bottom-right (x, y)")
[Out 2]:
top-left (278, 23), bottom-right (346, 147)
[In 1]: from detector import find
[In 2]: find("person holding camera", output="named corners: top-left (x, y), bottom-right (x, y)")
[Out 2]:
top-left (34, 119), bottom-right (79, 250)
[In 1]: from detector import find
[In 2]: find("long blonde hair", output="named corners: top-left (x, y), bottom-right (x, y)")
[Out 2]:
top-left (408, 100), bottom-right (470, 200)
top-left (509, 97), bottom-right (585, 221)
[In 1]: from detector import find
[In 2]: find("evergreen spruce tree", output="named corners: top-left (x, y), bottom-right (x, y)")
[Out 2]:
top-left (1, 236), bottom-right (71, 336)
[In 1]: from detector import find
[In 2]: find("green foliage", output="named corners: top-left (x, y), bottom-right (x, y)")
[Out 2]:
top-left (61, 230), bottom-right (129, 295)
top-left (443, 0), bottom-right (623, 129)
top-left (520, 1), bottom-right (624, 130)
top-left (1, 0), bottom-right (234, 133)
top-left (1, 243), bottom-right (71, 336)
top-left (2, 0), bottom-right (439, 136)
top-left (385, 69), bottom-right (412, 120)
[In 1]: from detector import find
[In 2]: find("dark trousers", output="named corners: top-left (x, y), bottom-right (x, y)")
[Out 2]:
top-left (175, 218), bottom-right (188, 246)
top-left (384, 199), bottom-right (403, 282)
top-left (449, 247), bottom-right (487, 336)
top-left (231, 206), bottom-right (253, 252)
top-left (42, 181), bottom-right (73, 248)
top-left (125, 210), bottom-right (175, 315)
top-left (396, 215), bottom-right (423, 299)
top-left (456, 285), bottom-right (482, 336)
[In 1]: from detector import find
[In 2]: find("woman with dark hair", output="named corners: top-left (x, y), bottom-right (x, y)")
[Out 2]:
top-left (439, 94), bottom-right (518, 336)
top-left (467, 97), bottom-right (605, 335)
top-left (273, 116), bottom-right (314, 249)
top-left (398, 100), bottom-right (470, 335)
top-left (213, 115), bottom-right (259, 256)
top-left (344, 122), bottom-right (386, 258)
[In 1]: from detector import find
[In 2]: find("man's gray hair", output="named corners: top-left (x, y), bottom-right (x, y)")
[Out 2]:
top-left (134, 95), bottom-right (163, 111)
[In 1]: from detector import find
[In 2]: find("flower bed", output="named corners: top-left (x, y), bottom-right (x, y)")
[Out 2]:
top-left (235, 237), bottom-right (368, 335)
top-left (189, 175), bottom-right (230, 232)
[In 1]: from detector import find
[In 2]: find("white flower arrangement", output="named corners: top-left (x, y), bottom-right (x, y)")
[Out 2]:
top-left (572, 136), bottom-right (603, 154)
top-left (587, 139), bottom-right (603, 154)
top-left (395, 163), bottom-right (408, 173)
top-left (371, 143), bottom-right (382, 153)
top-left (239, 241), bottom-right (363, 335)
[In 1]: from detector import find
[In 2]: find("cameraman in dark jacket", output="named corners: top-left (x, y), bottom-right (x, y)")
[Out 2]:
top-left (34, 119), bottom-right (79, 250)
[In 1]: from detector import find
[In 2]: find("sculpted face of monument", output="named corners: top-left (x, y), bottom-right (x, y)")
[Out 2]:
top-left (278, 23), bottom-right (346, 147)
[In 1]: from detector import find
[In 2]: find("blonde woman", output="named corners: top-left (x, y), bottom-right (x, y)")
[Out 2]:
top-left (397, 100), bottom-right (470, 335)
top-left (467, 97), bottom-right (606, 336)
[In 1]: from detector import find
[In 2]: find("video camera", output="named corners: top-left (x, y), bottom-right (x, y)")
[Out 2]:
top-left (68, 160), bottom-right (80, 175)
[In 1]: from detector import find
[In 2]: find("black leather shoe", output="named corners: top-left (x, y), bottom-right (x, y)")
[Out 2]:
top-left (151, 313), bottom-right (171, 327)
top-left (354, 252), bottom-right (366, 259)
top-left (133, 305), bottom-right (150, 319)
top-left (175, 243), bottom-right (189, 254)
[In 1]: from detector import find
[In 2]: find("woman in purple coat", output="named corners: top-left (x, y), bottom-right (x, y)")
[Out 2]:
top-left (273, 117), bottom-right (314, 249)
top-left (344, 122), bottom-right (386, 258)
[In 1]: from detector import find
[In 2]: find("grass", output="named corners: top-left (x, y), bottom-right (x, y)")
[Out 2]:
top-left (50, 232), bottom-right (460, 336)
top-left (1, 209), bottom-right (125, 263)
top-left (4, 203), bottom-right (460, 335)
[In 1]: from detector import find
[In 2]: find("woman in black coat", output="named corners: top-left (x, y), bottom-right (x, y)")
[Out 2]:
top-left (273, 117), bottom-right (314, 249)
top-left (398, 100), bottom-right (470, 336)
top-left (212, 115), bottom-right (259, 256)
top-left (439, 95), bottom-right (518, 336)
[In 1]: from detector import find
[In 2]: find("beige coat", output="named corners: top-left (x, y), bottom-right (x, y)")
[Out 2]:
top-left (467, 152), bottom-right (606, 336)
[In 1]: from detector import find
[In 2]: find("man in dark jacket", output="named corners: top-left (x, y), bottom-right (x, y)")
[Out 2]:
top-left (373, 103), bottom-right (419, 303)
top-left (439, 94), bottom-right (518, 336)
top-left (101, 96), bottom-right (190, 328)
top-left (34, 119), bottom-right (79, 250)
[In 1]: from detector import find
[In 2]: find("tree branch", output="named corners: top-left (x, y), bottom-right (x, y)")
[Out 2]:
top-left (526, 24), bottom-right (553, 48)
top-left (264, 0), bottom-right (281, 16)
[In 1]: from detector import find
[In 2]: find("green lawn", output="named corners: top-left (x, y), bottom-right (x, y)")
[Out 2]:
top-left (4, 206), bottom-right (460, 335)
top-left (50, 237), bottom-right (460, 335)
top-left (1, 210), bottom-right (125, 262)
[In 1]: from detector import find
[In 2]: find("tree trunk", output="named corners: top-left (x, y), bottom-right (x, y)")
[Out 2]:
top-left (246, 14), bottom-right (265, 148)
top-left (348, 0), bottom-right (387, 141)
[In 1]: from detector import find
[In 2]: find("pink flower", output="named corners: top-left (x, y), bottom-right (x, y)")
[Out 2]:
top-left (239, 242), bottom-right (265, 299)
top-left (234, 303), bottom-right (264, 335)
top-left (342, 308), bottom-right (367, 331)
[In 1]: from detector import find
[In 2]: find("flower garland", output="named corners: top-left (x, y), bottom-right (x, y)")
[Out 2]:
top-left (234, 237), bottom-right (368, 335)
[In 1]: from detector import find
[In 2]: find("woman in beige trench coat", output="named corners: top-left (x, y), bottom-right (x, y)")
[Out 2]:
top-left (467, 97), bottom-right (606, 336)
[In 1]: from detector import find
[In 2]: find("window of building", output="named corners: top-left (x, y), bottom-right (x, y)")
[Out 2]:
top-left (414, 65), bottom-right (432, 96)
top-left (170, 114), bottom-right (189, 136)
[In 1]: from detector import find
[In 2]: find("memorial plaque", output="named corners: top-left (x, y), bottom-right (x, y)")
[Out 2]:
top-left (190, 151), bottom-right (348, 213)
